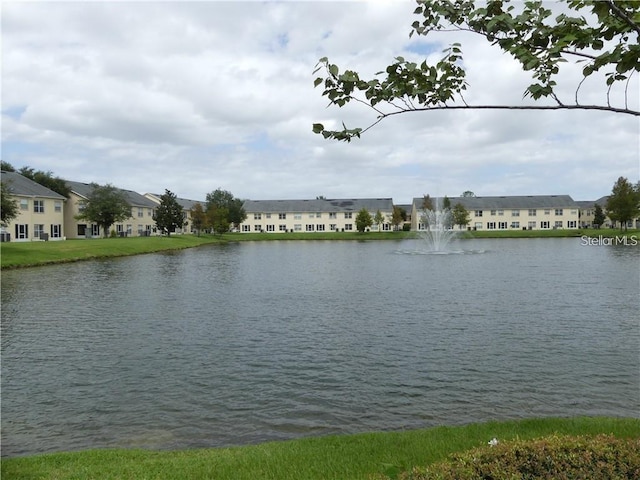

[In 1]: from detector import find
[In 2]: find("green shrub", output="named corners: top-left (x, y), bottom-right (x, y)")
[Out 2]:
top-left (392, 434), bottom-right (640, 480)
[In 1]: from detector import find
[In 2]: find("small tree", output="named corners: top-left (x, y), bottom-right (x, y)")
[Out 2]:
top-left (452, 202), bottom-right (471, 230)
top-left (593, 203), bottom-right (606, 229)
top-left (355, 208), bottom-right (373, 232)
top-left (443, 196), bottom-right (451, 209)
top-left (461, 191), bottom-right (476, 198)
top-left (209, 206), bottom-right (230, 235)
top-left (1, 181), bottom-right (19, 226)
top-left (75, 183), bottom-right (131, 238)
top-left (422, 194), bottom-right (433, 211)
top-left (391, 205), bottom-right (406, 231)
top-left (373, 209), bottom-right (385, 231)
top-left (153, 189), bottom-right (184, 236)
top-left (190, 202), bottom-right (208, 235)
top-left (605, 177), bottom-right (640, 231)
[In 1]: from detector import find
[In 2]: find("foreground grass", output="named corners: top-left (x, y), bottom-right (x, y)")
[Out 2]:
top-left (2, 417), bottom-right (638, 480)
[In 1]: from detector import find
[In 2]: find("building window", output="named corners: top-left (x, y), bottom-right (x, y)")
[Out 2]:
top-left (474, 222), bottom-right (482, 229)
top-left (528, 209), bottom-right (536, 216)
top-left (344, 223), bottom-right (353, 231)
top-left (571, 209), bottom-right (577, 215)
top-left (279, 224), bottom-right (287, 231)
top-left (568, 221), bottom-right (577, 228)
top-left (330, 224), bottom-right (337, 231)
top-left (511, 209), bottom-right (520, 217)
top-left (497, 209), bottom-right (504, 216)
top-left (541, 221), bottom-right (550, 229)
top-left (278, 213), bottom-right (286, 220)
top-left (474, 210), bottom-right (483, 217)
top-left (266, 224), bottom-right (275, 232)
top-left (265, 213), bottom-right (271, 219)
top-left (254, 225), bottom-right (262, 232)
top-left (91, 225), bottom-right (100, 237)
top-left (242, 225), bottom-right (250, 232)
top-left (116, 224), bottom-right (124, 234)
top-left (383, 224), bottom-right (391, 231)
top-left (20, 199), bottom-right (28, 210)
top-left (148, 208), bottom-right (153, 216)
top-left (306, 224), bottom-right (314, 231)
top-left (544, 209), bottom-right (551, 215)
top-left (498, 222), bottom-right (507, 229)
top-left (344, 212), bottom-right (352, 219)
top-left (294, 214), bottom-right (302, 220)
top-left (15, 224), bottom-right (28, 239)
top-left (294, 224), bottom-right (302, 231)
top-left (34, 224), bottom-right (45, 239)
top-left (528, 221), bottom-right (536, 229)
top-left (490, 210), bottom-right (496, 216)
top-left (511, 221), bottom-right (520, 228)
top-left (138, 224), bottom-right (143, 234)
top-left (317, 224), bottom-right (325, 231)
top-left (126, 224), bottom-right (132, 235)
top-left (316, 213), bottom-right (321, 218)
top-left (138, 207), bottom-right (144, 218)
top-left (51, 224), bottom-right (62, 238)
top-left (33, 200), bottom-right (44, 213)
top-left (555, 221), bottom-right (563, 228)
top-left (254, 213), bottom-right (262, 220)
top-left (555, 209), bottom-right (563, 215)
top-left (55, 201), bottom-right (62, 213)
top-left (487, 222), bottom-right (496, 230)
top-left (329, 212), bottom-right (337, 219)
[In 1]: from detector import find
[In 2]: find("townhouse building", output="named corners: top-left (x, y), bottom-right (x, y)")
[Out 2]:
top-left (1, 170), bottom-right (67, 242)
top-left (412, 195), bottom-right (581, 231)
top-left (144, 193), bottom-right (205, 234)
top-left (239, 198), bottom-right (395, 233)
top-left (64, 180), bottom-right (158, 238)
top-left (575, 196), bottom-right (612, 228)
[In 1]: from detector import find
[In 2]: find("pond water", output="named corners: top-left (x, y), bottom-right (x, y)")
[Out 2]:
top-left (1, 238), bottom-right (639, 457)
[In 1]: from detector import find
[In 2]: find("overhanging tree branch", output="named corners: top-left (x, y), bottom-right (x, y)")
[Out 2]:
top-left (313, 0), bottom-right (640, 142)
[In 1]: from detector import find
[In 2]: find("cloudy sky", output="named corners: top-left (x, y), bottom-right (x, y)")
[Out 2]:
top-left (2, 1), bottom-right (638, 204)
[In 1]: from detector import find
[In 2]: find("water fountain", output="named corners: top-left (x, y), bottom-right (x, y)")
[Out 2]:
top-left (418, 196), bottom-right (459, 253)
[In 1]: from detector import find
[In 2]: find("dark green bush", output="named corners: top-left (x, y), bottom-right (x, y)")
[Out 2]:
top-left (394, 434), bottom-right (640, 480)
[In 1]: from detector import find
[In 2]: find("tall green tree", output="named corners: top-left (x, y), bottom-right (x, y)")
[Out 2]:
top-left (461, 191), bottom-right (476, 198)
top-left (422, 194), bottom-right (433, 211)
top-left (18, 167), bottom-right (71, 198)
top-left (373, 209), bottom-right (385, 231)
top-left (452, 202), bottom-right (471, 229)
top-left (153, 189), bottom-right (184, 236)
top-left (391, 205), bottom-right (406, 231)
top-left (75, 183), bottom-right (131, 238)
top-left (593, 203), bottom-right (606, 228)
top-left (1, 161), bottom-right (16, 172)
top-left (205, 188), bottom-right (247, 229)
top-left (443, 195), bottom-right (451, 209)
top-left (313, 0), bottom-right (640, 141)
top-left (190, 202), bottom-right (208, 235)
top-left (605, 177), bottom-right (640, 231)
top-left (1, 181), bottom-right (19, 226)
top-left (355, 208), bottom-right (373, 232)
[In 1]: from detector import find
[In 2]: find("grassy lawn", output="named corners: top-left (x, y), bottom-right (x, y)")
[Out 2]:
top-left (2, 417), bottom-right (638, 480)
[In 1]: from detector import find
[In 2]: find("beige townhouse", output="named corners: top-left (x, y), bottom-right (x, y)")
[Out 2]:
top-left (239, 198), bottom-right (395, 233)
top-left (64, 180), bottom-right (158, 238)
top-left (1, 170), bottom-right (67, 242)
top-left (411, 195), bottom-right (581, 231)
top-left (144, 193), bottom-right (205, 234)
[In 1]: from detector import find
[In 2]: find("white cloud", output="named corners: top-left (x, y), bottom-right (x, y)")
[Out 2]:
top-left (1, 1), bottom-right (638, 204)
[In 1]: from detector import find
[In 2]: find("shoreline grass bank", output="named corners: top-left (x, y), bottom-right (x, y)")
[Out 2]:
top-left (2, 228), bottom-right (637, 269)
top-left (3, 417), bottom-right (638, 480)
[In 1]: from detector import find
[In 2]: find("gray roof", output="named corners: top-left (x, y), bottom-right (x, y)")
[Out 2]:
top-left (243, 198), bottom-right (394, 213)
top-left (1, 170), bottom-right (66, 199)
top-left (412, 195), bottom-right (579, 210)
top-left (148, 193), bottom-right (204, 211)
top-left (66, 180), bottom-right (157, 208)
top-left (575, 196), bottom-right (609, 208)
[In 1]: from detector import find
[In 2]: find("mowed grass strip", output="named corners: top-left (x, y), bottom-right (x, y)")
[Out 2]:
top-left (0, 235), bottom-right (225, 269)
top-left (2, 417), bottom-right (638, 480)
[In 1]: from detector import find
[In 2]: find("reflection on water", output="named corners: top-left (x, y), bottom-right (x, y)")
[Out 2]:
top-left (1, 238), bottom-right (639, 457)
